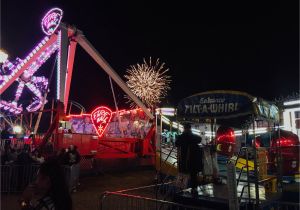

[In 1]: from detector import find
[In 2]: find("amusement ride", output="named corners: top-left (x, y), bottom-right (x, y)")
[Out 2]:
top-left (1, 7), bottom-right (299, 210)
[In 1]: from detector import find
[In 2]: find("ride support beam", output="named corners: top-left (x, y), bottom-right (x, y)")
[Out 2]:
top-left (63, 40), bottom-right (77, 112)
top-left (57, 28), bottom-right (68, 103)
top-left (75, 33), bottom-right (154, 120)
top-left (0, 34), bottom-right (57, 95)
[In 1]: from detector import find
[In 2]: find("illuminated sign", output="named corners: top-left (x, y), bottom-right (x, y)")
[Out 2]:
top-left (91, 106), bottom-right (113, 137)
top-left (41, 8), bottom-right (63, 35)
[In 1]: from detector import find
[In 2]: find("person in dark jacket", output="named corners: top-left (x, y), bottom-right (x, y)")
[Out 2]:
top-left (66, 145), bottom-right (81, 166)
top-left (20, 159), bottom-right (72, 210)
top-left (57, 148), bottom-right (68, 165)
top-left (16, 148), bottom-right (33, 165)
top-left (175, 123), bottom-right (202, 194)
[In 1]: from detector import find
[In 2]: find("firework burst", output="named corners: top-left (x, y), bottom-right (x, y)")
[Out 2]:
top-left (124, 58), bottom-right (171, 108)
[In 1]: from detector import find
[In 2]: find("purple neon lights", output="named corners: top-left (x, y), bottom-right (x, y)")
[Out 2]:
top-left (41, 8), bottom-right (63, 36)
top-left (0, 36), bottom-right (59, 114)
top-left (0, 36), bottom-right (50, 90)
top-left (56, 30), bottom-right (61, 100)
top-left (0, 8), bottom-right (64, 115)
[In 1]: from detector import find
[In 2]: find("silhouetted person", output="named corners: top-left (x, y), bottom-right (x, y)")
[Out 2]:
top-left (66, 145), bottom-right (81, 166)
top-left (1, 145), bottom-right (15, 164)
top-left (57, 148), bottom-right (68, 165)
top-left (1, 125), bottom-right (11, 139)
top-left (20, 159), bottom-right (72, 210)
top-left (175, 123), bottom-right (202, 194)
top-left (16, 148), bottom-right (33, 165)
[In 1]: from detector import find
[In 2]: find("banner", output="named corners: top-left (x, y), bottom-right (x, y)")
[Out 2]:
top-left (68, 109), bottom-right (152, 139)
top-left (255, 99), bottom-right (279, 122)
top-left (177, 90), bottom-right (254, 119)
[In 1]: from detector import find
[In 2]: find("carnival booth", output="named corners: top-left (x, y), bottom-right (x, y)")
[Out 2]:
top-left (56, 107), bottom-right (156, 159)
top-left (172, 90), bottom-right (298, 209)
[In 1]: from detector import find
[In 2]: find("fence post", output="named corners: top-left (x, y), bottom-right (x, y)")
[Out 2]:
top-left (99, 192), bottom-right (109, 210)
top-left (227, 160), bottom-right (239, 210)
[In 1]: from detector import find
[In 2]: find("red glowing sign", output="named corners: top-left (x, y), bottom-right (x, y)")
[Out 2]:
top-left (41, 8), bottom-right (63, 35)
top-left (91, 106), bottom-right (113, 137)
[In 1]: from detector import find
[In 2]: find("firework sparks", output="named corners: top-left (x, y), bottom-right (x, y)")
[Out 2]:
top-left (124, 58), bottom-right (171, 108)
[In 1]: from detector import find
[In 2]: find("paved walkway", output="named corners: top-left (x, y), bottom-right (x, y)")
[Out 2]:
top-left (1, 167), bottom-right (156, 210)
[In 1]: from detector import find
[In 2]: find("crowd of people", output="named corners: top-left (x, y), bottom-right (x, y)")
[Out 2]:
top-left (0, 140), bottom-right (81, 209)
top-left (0, 141), bottom-right (81, 167)
top-left (1, 144), bottom-right (45, 165)
top-left (57, 145), bottom-right (81, 166)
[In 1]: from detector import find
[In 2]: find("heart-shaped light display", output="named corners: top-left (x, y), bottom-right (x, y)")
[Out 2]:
top-left (91, 106), bottom-right (113, 137)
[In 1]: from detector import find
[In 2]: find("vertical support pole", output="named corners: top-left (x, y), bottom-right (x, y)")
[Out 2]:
top-left (252, 116), bottom-right (260, 207)
top-left (57, 28), bottom-right (69, 105)
top-left (63, 40), bottom-right (77, 111)
top-left (109, 76), bottom-right (124, 137)
top-left (20, 114), bottom-right (23, 128)
top-left (50, 98), bottom-right (54, 124)
top-left (277, 124), bottom-right (283, 192)
top-left (170, 121), bottom-right (172, 145)
top-left (34, 92), bottom-right (48, 134)
top-left (210, 119), bottom-right (214, 143)
top-left (160, 112), bottom-right (162, 171)
top-left (227, 160), bottom-right (239, 210)
top-left (29, 113), bottom-right (33, 129)
top-left (245, 147), bottom-right (251, 203)
top-left (68, 102), bottom-right (72, 116)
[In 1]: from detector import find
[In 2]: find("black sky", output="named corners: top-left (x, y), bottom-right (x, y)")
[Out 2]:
top-left (1, 1), bottom-right (299, 112)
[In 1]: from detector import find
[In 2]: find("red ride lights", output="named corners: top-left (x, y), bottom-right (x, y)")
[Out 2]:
top-left (90, 106), bottom-right (113, 138)
top-left (269, 130), bottom-right (299, 175)
top-left (216, 126), bottom-right (236, 157)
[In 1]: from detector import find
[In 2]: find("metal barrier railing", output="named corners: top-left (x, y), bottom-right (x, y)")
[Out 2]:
top-left (269, 201), bottom-right (300, 210)
top-left (1, 163), bottom-right (80, 193)
top-left (100, 191), bottom-right (205, 210)
top-left (240, 200), bottom-right (300, 210)
top-left (63, 163), bottom-right (80, 192)
top-left (1, 164), bottom-right (40, 193)
top-left (0, 139), bottom-right (28, 151)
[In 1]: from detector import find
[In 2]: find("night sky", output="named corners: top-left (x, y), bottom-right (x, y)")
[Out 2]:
top-left (1, 1), bottom-right (299, 112)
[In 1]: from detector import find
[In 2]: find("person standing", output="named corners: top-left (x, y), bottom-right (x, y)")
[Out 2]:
top-left (175, 123), bottom-right (203, 194)
top-left (66, 145), bottom-right (81, 166)
top-left (20, 159), bottom-right (72, 210)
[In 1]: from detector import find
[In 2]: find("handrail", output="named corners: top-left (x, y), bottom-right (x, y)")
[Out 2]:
top-left (236, 165), bottom-right (246, 186)
top-left (115, 182), bottom-right (174, 193)
top-left (160, 150), bottom-right (177, 161)
top-left (100, 191), bottom-right (203, 210)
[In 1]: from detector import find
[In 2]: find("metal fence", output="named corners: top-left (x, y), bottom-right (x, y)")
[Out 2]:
top-left (1, 164), bottom-right (40, 193)
top-left (240, 200), bottom-right (300, 210)
top-left (100, 191), bottom-right (206, 210)
top-left (100, 191), bottom-right (300, 210)
top-left (0, 139), bottom-right (27, 151)
top-left (269, 201), bottom-right (300, 210)
top-left (1, 163), bottom-right (80, 193)
top-left (63, 163), bottom-right (80, 192)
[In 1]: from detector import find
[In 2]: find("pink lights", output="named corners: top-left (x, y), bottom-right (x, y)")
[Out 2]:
top-left (0, 36), bottom-right (52, 91)
top-left (91, 106), bottom-right (113, 137)
top-left (22, 42), bottom-right (58, 78)
top-left (0, 8), bottom-right (63, 116)
top-left (15, 81), bottom-right (25, 101)
top-left (0, 35), bottom-right (58, 115)
top-left (41, 8), bottom-right (63, 35)
top-left (0, 100), bottom-right (22, 114)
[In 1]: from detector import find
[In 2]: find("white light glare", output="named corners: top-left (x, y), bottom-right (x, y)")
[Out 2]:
top-left (284, 100), bottom-right (300, 106)
top-left (13, 125), bottom-right (22, 134)
top-left (0, 50), bottom-right (8, 63)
